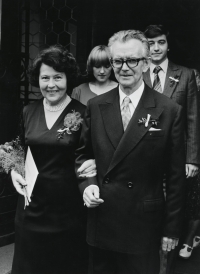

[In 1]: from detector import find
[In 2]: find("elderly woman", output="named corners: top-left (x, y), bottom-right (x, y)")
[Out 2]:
top-left (71, 45), bottom-right (118, 105)
top-left (11, 45), bottom-right (95, 274)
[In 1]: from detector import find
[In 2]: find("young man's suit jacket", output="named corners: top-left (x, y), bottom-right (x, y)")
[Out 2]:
top-left (76, 84), bottom-right (186, 254)
top-left (143, 61), bottom-right (200, 165)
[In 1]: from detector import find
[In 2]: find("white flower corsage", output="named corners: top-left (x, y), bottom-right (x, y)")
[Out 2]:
top-left (169, 76), bottom-right (179, 87)
top-left (138, 114), bottom-right (159, 127)
top-left (57, 110), bottom-right (83, 140)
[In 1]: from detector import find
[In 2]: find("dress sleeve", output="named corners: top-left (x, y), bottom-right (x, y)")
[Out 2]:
top-left (6, 109), bottom-right (25, 192)
top-left (71, 86), bottom-right (81, 102)
top-left (19, 110), bottom-right (25, 148)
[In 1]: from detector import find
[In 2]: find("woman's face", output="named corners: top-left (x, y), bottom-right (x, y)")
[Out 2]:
top-left (93, 64), bottom-right (112, 83)
top-left (39, 63), bottom-right (67, 106)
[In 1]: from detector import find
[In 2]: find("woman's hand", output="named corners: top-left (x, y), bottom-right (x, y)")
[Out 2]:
top-left (77, 159), bottom-right (97, 178)
top-left (11, 170), bottom-right (31, 207)
top-left (11, 170), bottom-right (26, 195)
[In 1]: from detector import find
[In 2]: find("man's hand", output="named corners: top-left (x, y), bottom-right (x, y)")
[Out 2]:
top-left (185, 164), bottom-right (199, 178)
top-left (83, 185), bottom-right (104, 208)
top-left (162, 237), bottom-right (179, 252)
top-left (78, 159), bottom-right (97, 178)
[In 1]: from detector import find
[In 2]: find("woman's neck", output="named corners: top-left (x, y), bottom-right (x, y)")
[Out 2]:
top-left (89, 80), bottom-right (118, 95)
top-left (45, 93), bottom-right (68, 107)
top-left (44, 94), bottom-right (71, 112)
top-left (91, 79), bottom-right (111, 87)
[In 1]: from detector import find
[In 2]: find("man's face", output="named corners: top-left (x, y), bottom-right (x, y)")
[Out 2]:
top-left (148, 34), bottom-right (168, 65)
top-left (110, 39), bottom-right (149, 92)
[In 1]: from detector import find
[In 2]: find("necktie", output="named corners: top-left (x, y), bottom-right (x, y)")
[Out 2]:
top-left (153, 66), bottom-right (162, 93)
top-left (121, 97), bottom-right (131, 131)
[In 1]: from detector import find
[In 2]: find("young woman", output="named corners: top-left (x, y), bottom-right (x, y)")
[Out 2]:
top-left (71, 45), bottom-right (118, 105)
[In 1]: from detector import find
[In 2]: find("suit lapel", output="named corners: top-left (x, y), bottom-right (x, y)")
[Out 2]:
top-left (143, 69), bottom-right (152, 88)
top-left (163, 61), bottom-right (182, 98)
top-left (106, 85), bottom-right (164, 175)
top-left (99, 88), bottom-right (124, 149)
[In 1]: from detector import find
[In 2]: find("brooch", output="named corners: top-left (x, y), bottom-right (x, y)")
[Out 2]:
top-left (57, 110), bottom-right (83, 140)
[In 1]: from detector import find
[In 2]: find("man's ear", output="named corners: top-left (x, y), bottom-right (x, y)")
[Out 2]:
top-left (143, 57), bottom-right (151, 73)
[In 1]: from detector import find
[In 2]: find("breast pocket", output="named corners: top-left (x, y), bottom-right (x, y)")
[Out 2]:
top-left (144, 130), bottom-right (165, 140)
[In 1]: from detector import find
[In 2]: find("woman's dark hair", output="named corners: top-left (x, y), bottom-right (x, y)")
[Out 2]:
top-left (86, 45), bottom-right (113, 82)
top-left (28, 44), bottom-right (80, 94)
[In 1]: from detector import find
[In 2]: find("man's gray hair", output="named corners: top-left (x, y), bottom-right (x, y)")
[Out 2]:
top-left (108, 30), bottom-right (150, 59)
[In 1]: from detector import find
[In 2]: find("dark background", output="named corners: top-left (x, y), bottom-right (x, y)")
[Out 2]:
top-left (77, 0), bottom-right (200, 70)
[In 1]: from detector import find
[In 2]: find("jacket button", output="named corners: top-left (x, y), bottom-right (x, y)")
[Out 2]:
top-left (127, 182), bottom-right (133, 188)
top-left (104, 177), bottom-right (110, 184)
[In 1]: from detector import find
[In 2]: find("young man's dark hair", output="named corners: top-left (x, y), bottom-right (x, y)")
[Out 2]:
top-left (144, 25), bottom-right (170, 46)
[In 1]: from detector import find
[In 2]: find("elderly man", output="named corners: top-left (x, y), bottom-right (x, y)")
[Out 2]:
top-left (76, 30), bottom-right (186, 274)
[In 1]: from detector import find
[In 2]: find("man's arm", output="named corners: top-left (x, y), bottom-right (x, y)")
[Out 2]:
top-left (75, 102), bottom-right (104, 207)
top-left (163, 104), bottom-right (186, 248)
top-left (163, 70), bottom-right (200, 250)
top-left (185, 70), bottom-right (200, 170)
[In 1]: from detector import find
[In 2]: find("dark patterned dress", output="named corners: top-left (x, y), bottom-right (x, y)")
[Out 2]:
top-left (11, 99), bottom-right (87, 274)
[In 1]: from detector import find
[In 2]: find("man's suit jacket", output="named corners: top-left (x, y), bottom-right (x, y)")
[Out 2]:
top-left (76, 85), bottom-right (186, 254)
top-left (143, 61), bottom-right (200, 165)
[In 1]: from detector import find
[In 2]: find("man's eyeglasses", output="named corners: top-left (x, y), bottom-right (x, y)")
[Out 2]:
top-left (110, 58), bottom-right (146, 69)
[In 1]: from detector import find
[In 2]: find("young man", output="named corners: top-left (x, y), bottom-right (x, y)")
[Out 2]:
top-left (144, 25), bottom-right (200, 178)
top-left (76, 30), bottom-right (186, 274)
top-left (143, 24), bottom-right (200, 272)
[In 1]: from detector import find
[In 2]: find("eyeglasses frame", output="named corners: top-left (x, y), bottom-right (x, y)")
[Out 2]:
top-left (109, 57), bottom-right (146, 69)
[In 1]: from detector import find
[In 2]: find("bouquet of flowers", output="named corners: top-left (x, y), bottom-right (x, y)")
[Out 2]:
top-left (0, 137), bottom-right (25, 178)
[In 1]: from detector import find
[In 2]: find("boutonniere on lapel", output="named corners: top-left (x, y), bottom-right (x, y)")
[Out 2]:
top-left (169, 76), bottom-right (179, 87)
top-left (57, 110), bottom-right (83, 140)
top-left (138, 114), bottom-right (159, 128)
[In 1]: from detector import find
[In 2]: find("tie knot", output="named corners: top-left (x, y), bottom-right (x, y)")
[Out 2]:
top-left (123, 96), bottom-right (131, 106)
top-left (153, 66), bottom-right (162, 74)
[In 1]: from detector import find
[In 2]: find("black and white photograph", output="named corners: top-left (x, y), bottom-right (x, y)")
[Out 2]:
top-left (0, 1), bottom-right (200, 274)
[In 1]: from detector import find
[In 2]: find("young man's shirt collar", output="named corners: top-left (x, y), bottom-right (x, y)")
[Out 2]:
top-left (150, 58), bottom-right (168, 74)
top-left (150, 58), bottom-right (168, 92)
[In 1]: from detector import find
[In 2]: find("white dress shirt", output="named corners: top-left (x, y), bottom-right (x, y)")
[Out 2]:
top-left (150, 58), bottom-right (168, 92)
top-left (119, 81), bottom-right (144, 117)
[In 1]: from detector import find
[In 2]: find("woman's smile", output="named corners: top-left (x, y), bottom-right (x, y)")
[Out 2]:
top-left (39, 64), bottom-right (67, 106)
